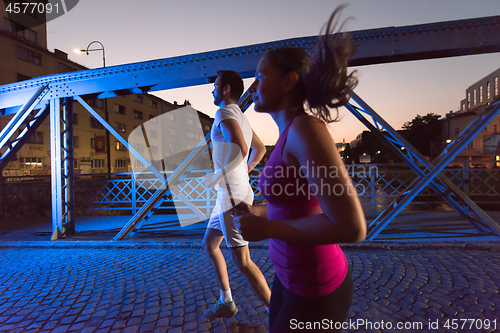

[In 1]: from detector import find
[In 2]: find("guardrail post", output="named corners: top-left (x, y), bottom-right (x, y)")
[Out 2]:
top-left (132, 173), bottom-right (137, 215)
top-left (463, 162), bottom-right (470, 196)
top-left (370, 165), bottom-right (376, 211)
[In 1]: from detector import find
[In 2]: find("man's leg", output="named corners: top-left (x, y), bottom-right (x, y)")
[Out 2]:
top-left (202, 227), bottom-right (230, 292)
top-left (230, 245), bottom-right (271, 307)
top-left (202, 227), bottom-right (239, 319)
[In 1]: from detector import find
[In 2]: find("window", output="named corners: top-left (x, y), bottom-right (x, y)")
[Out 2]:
top-left (480, 86), bottom-right (483, 103)
top-left (133, 110), bottom-right (143, 119)
top-left (150, 130), bottom-right (158, 139)
top-left (17, 73), bottom-right (31, 82)
top-left (115, 141), bottom-right (126, 151)
top-left (149, 100), bottom-right (158, 108)
top-left (87, 99), bottom-right (104, 109)
top-left (57, 62), bottom-right (76, 73)
top-left (473, 89), bottom-right (477, 105)
top-left (494, 124), bottom-right (498, 133)
top-left (169, 128), bottom-right (176, 136)
top-left (114, 104), bottom-right (126, 115)
top-left (5, 18), bottom-right (37, 43)
top-left (91, 159), bottom-right (105, 169)
top-left (90, 117), bottom-right (104, 129)
top-left (483, 125), bottom-right (488, 132)
top-left (487, 82), bottom-right (491, 99)
top-left (204, 125), bottom-right (210, 131)
top-left (466, 142), bottom-right (474, 149)
top-left (16, 45), bottom-right (41, 66)
top-left (167, 113), bottom-right (175, 121)
top-left (27, 131), bottom-right (43, 144)
top-left (149, 115), bottom-right (157, 123)
top-left (90, 138), bottom-right (95, 149)
top-left (73, 113), bottom-right (78, 125)
top-left (74, 136), bottom-right (79, 147)
top-left (115, 160), bottom-right (128, 168)
top-left (454, 127), bottom-right (460, 135)
top-left (114, 122), bottom-right (126, 133)
top-left (186, 132), bottom-right (195, 138)
top-left (134, 95), bottom-right (143, 103)
top-left (496, 77), bottom-right (499, 96)
top-left (187, 118), bottom-right (195, 125)
top-left (134, 144), bottom-right (144, 152)
top-left (150, 145), bottom-right (158, 154)
top-left (467, 92), bottom-right (471, 108)
top-left (19, 157), bottom-right (43, 170)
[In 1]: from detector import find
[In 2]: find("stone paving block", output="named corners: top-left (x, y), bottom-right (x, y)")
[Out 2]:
top-left (52, 325), bottom-right (71, 333)
top-left (139, 322), bottom-right (156, 332)
top-left (167, 328), bottom-right (182, 333)
top-left (170, 316), bottom-right (184, 327)
top-left (154, 328), bottom-right (167, 333)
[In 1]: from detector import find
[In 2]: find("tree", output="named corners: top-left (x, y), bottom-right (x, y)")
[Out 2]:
top-left (401, 113), bottom-right (442, 158)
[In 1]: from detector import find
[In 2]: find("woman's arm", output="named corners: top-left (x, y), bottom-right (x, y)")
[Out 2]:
top-left (235, 115), bottom-right (366, 245)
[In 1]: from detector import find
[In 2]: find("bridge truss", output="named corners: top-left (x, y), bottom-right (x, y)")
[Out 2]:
top-left (1, 15), bottom-right (500, 240)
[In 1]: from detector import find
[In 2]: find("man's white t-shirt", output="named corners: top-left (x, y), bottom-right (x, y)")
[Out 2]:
top-left (211, 104), bottom-right (253, 195)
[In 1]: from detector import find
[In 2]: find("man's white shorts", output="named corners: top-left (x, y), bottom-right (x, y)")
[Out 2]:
top-left (207, 184), bottom-right (254, 248)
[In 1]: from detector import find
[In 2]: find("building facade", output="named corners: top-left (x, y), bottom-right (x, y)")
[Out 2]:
top-left (444, 67), bottom-right (500, 168)
top-left (1, 4), bottom-right (213, 177)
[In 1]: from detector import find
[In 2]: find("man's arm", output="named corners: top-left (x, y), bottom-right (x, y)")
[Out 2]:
top-left (204, 119), bottom-right (247, 188)
top-left (247, 130), bottom-right (266, 173)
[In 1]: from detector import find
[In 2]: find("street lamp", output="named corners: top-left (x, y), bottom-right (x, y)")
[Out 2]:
top-left (75, 41), bottom-right (111, 176)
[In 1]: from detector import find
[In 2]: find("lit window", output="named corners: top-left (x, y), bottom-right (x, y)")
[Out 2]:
top-left (487, 82), bottom-right (491, 99)
top-left (114, 122), bottom-right (126, 133)
top-left (19, 157), bottom-right (43, 170)
top-left (480, 86), bottom-right (483, 103)
top-left (473, 89), bottom-right (477, 105)
top-left (115, 141), bottom-right (126, 151)
top-left (495, 77), bottom-right (499, 96)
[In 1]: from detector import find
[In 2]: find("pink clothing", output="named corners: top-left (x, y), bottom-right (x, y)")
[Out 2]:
top-left (258, 115), bottom-right (347, 297)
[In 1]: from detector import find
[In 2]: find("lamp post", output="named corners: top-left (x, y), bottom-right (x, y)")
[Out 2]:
top-left (75, 41), bottom-right (111, 176)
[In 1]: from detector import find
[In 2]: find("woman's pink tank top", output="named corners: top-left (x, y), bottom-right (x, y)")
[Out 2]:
top-left (258, 115), bottom-right (347, 297)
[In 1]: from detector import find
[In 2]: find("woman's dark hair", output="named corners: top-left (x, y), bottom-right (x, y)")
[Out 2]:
top-left (264, 6), bottom-right (357, 123)
top-left (217, 70), bottom-right (244, 101)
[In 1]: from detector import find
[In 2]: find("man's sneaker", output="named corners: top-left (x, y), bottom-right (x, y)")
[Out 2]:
top-left (203, 299), bottom-right (238, 319)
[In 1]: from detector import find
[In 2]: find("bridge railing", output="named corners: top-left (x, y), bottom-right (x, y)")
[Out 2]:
top-left (1, 164), bottom-right (499, 218)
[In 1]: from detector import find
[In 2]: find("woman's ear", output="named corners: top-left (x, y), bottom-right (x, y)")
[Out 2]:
top-left (283, 72), bottom-right (299, 93)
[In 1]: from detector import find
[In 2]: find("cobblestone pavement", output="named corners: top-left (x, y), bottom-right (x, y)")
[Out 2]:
top-left (0, 244), bottom-right (499, 333)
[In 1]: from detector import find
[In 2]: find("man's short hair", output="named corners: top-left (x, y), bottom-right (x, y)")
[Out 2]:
top-left (217, 70), bottom-right (244, 101)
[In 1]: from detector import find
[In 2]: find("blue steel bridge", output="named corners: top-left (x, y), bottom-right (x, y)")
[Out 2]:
top-left (1, 15), bottom-right (500, 241)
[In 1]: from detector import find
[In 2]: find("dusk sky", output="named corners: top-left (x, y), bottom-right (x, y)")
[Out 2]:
top-left (46, 0), bottom-right (500, 145)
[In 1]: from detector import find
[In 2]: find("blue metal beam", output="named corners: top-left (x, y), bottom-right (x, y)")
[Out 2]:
top-left (1, 15), bottom-right (499, 113)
